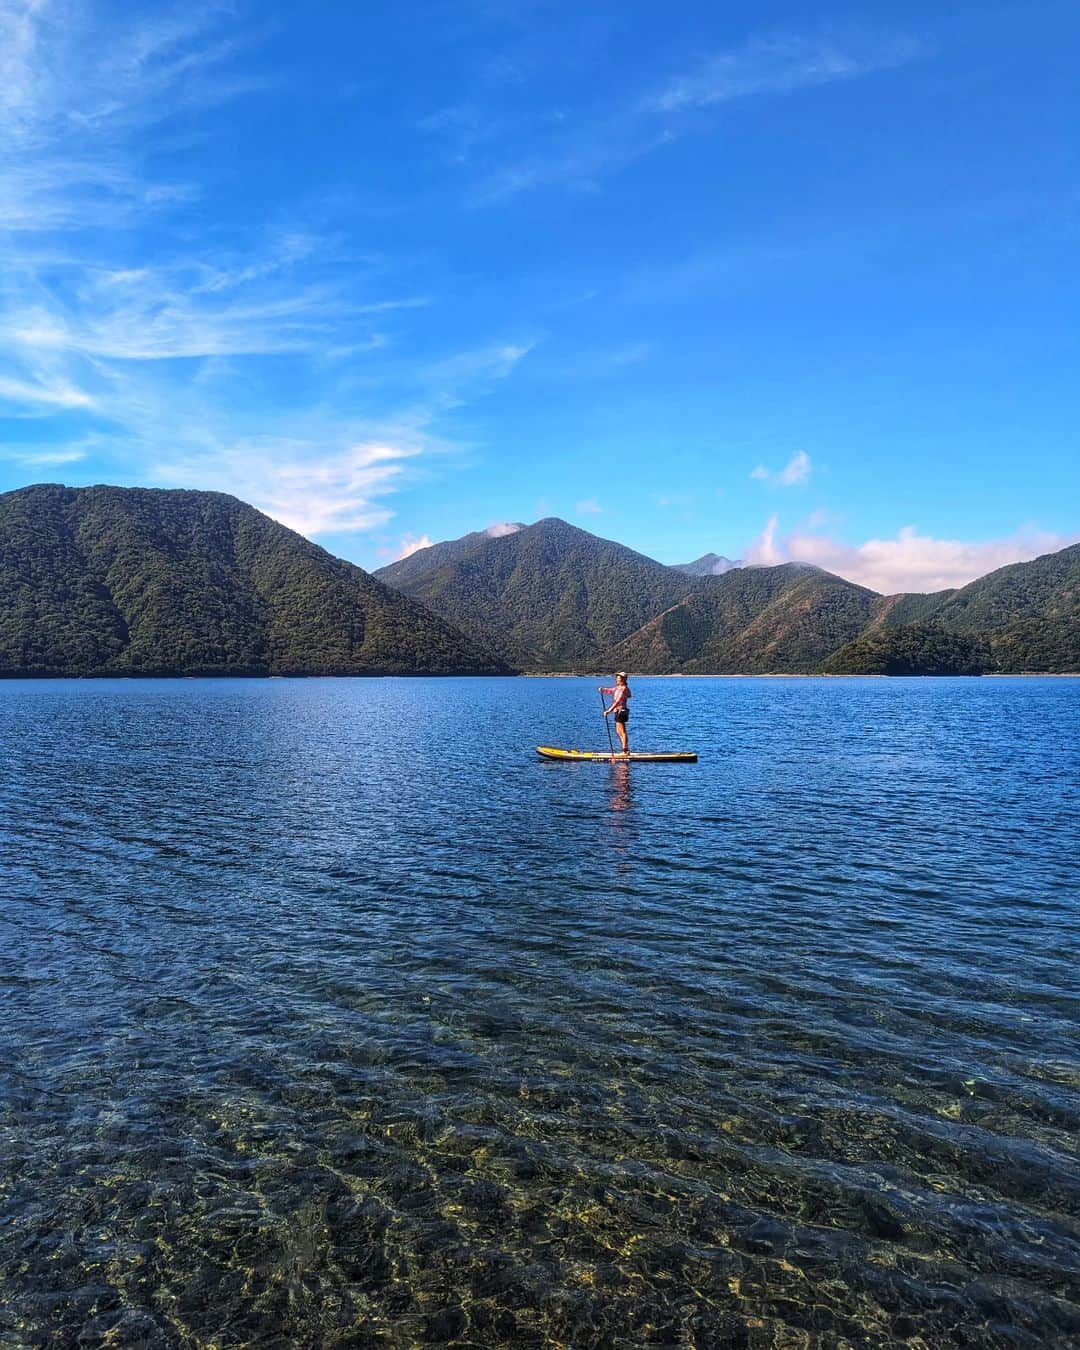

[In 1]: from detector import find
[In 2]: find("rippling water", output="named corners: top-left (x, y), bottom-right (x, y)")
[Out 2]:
top-left (1, 676), bottom-right (1077, 1347)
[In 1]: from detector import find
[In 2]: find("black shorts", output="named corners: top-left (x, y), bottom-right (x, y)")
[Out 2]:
top-left (614, 708), bottom-right (629, 724)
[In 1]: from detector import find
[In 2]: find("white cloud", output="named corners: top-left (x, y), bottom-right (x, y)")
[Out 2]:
top-left (745, 513), bottom-right (783, 565)
top-left (651, 29), bottom-right (921, 112)
top-left (780, 451), bottom-right (811, 486)
top-left (393, 531), bottom-right (434, 560)
top-left (576, 498), bottom-right (603, 516)
top-left (485, 521), bottom-right (523, 538)
top-left (743, 518), bottom-right (1078, 593)
top-left (751, 450), bottom-right (811, 487)
top-left (156, 440), bottom-right (421, 538)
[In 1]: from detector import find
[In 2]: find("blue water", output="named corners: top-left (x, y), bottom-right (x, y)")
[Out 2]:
top-left (1, 676), bottom-right (1077, 1347)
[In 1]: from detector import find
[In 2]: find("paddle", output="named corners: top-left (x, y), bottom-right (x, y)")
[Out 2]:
top-left (599, 687), bottom-right (615, 759)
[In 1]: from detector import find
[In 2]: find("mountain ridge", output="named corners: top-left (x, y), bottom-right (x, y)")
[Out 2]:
top-left (0, 484), bottom-right (507, 677)
top-left (377, 516), bottom-right (701, 671)
top-left (377, 518), bottom-right (1078, 674)
top-left (3, 487), bottom-right (1075, 676)
top-left (376, 522), bottom-right (526, 590)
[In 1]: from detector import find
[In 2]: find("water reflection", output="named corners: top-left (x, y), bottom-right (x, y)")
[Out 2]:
top-left (607, 760), bottom-right (634, 815)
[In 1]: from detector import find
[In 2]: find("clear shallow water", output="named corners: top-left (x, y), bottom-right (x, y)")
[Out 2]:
top-left (0, 676), bottom-right (1077, 1349)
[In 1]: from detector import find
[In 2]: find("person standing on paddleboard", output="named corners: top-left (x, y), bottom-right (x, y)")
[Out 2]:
top-left (600, 672), bottom-right (632, 756)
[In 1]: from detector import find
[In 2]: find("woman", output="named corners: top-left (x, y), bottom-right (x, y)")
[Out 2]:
top-left (599, 671), bottom-right (632, 756)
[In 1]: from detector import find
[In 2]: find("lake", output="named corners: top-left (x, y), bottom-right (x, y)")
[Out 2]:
top-left (1, 676), bottom-right (1077, 1347)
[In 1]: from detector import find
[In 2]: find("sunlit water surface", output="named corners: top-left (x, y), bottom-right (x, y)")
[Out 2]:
top-left (1, 677), bottom-right (1077, 1348)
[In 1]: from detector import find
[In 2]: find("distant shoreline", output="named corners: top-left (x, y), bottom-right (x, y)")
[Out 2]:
top-left (530, 671), bottom-right (1080, 679)
top-left (1, 670), bottom-right (1076, 681)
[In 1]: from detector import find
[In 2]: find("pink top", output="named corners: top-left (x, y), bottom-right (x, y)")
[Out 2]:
top-left (601, 684), bottom-right (630, 710)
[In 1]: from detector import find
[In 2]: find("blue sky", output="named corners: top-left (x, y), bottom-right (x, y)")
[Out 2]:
top-left (1, 0), bottom-right (1077, 593)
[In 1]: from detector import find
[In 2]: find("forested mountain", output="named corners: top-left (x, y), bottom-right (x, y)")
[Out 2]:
top-left (607, 565), bottom-right (882, 673)
top-left (877, 589), bottom-right (958, 627)
top-left (377, 517), bottom-right (699, 670)
top-left (916, 543), bottom-right (1078, 631)
top-left (375, 523), bottom-right (525, 590)
top-left (672, 553), bottom-right (741, 576)
top-left (0, 485), bottom-right (506, 676)
top-left (5, 488), bottom-right (1075, 677)
top-left (377, 517), bottom-right (1077, 674)
top-left (823, 624), bottom-right (991, 676)
top-left (890, 544), bottom-right (1079, 672)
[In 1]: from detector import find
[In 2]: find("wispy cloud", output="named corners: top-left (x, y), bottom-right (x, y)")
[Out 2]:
top-left (744, 518), bottom-right (1077, 593)
top-left (469, 123), bottom-right (672, 205)
top-left (0, 1), bottom-right (263, 230)
top-left (751, 450), bottom-right (811, 486)
top-left (425, 341), bottom-right (533, 388)
top-left (156, 439), bottom-right (421, 538)
top-left (1, 1), bottom-right (272, 136)
top-left (0, 441), bottom-right (90, 467)
top-left (431, 24), bottom-right (922, 204)
top-left (0, 2), bottom-right (528, 543)
top-left (576, 497), bottom-right (603, 516)
top-left (650, 29), bottom-right (921, 113)
top-left (0, 372), bottom-right (96, 411)
top-left (3, 272), bottom-right (349, 361)
top-left (745, 513), bottom-right (783, 566)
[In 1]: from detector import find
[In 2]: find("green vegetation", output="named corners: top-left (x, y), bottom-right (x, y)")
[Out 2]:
top-left (984, 618), bottom-right (1080, 674)
top-left (382, 517), bottom-right (698, 670)
top-left (608, 565), bottom-right (881, 674)
top-left (4, 489), bottom-right (1075, 677)
top-left (374, 524), bottom-right (525, 589)
top-left (926, 544), bottom-right (1079, 633)
top-left (0, 485), bottom-right (506, 677)
top-left (913, 545), bottom-right (1079, 672)
top-left (879, 589), bottom-right (957, 626)
top-left (877, 544), bottom-right (1079, 672)
top-left (382, 522), bottom-right (1078, 674)
top-left (822, 624), bottom-right (992, 675)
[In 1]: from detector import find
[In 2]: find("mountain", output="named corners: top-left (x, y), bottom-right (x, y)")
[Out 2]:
top-left (609, 543), bottom-right (1079, 675)
top-left (823, 624), bottom-right (991, 676)
top-left (376, 523), bottom-right (526, 590)
top-left (7, 488), bottom-right (1073, 678)
top-left (672, 553), bottom-right (741, 577)
top-left (889, 544), bottom-right (1079, 672)
top-left (607, 564), bottom-right (882, 674)
top-left (375, 516), bottom-right (1078, 674)
top-left (376, 517), bottom-right (698, 670)
top-left (0, 485), bottom-right (507, 676)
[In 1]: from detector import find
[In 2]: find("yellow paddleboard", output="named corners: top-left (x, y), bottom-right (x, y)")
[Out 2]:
top-left (536, 746), bottom-right (697, 763)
